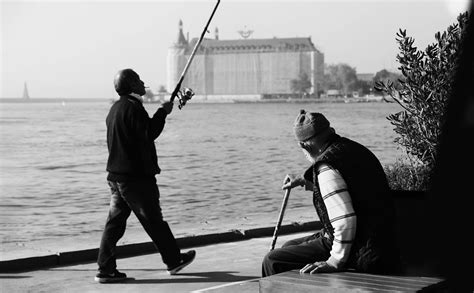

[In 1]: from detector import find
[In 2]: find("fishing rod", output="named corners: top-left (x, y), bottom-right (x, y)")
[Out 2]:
top-left (170, 0), bottom-right (221, 109)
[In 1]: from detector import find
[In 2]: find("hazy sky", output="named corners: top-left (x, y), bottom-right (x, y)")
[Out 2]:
top-left (1, 0), bottom-right (471, 99)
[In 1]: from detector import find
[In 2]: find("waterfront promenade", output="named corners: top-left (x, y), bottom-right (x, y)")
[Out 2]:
top-left (1, 191), bottom-right (450, 292)
top-left (1, 208), bottom-right (320, 292)
top-left (0, 227), bottom-right (448, 293)
top-left (1, 231), bottom-right (310, 293)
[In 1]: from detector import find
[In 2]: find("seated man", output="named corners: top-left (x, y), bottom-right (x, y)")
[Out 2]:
top-left (262, 110), bottom-right (400, 277)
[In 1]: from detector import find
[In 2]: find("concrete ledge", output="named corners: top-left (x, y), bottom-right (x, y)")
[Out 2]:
top-left (177, 231), bottom-right (247, 249)
top-left (0, 221), bottom-right (321, 273)
top-left (0, 254), bottom-right (59, 272)
top-left (244, 221), bottom-right (322, 238)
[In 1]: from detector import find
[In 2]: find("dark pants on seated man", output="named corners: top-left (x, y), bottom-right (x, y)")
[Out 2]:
top-left (262, 230), bottom-right (332, 277)
top-left (97, 178), bottom-right (181, 273)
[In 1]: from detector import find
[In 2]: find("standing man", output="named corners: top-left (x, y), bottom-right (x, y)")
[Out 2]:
top-left (95, 68), bottom-right (195, 283)
top-left (262, 109), bottom-right (400, 277)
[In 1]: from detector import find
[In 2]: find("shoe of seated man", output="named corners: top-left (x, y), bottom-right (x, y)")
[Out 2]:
top-left (167, 250), bottom-right (196, 275)
top-left (94, 269), bottom-right (127, 283)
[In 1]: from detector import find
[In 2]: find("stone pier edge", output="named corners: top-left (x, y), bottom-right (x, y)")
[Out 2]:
top-left (0, 221), bottom-right (322, 273)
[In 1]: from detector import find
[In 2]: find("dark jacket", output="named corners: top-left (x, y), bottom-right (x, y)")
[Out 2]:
top-left (304, 134), bottom-right (401, 273)
top-left (106, 95), bottom-right (167, 181)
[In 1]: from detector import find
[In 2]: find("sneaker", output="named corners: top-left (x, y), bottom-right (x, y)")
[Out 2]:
top-left (167, 250), bottom-right (196, 275)
top-left (94, 269), bottom-right (127, 283)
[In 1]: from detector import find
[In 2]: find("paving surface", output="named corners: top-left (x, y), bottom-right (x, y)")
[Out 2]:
top-left (0, 232), bottom-right (310, 293)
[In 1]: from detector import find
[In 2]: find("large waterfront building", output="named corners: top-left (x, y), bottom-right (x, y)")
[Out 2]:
top-left (167, 21), bottom-right (324, 101)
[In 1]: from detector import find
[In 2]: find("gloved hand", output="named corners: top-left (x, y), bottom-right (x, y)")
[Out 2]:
top-left (282, 174), bottom-right (306, 190)
top-left (160, 101), bottom-right (174, 114)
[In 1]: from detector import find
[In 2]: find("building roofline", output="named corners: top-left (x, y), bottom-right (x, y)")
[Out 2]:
top-left (185, 36), bottom-right (323, 54)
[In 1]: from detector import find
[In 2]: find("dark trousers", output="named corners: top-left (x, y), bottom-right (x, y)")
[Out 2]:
top-left (97, 179), bottom-right (181, 273)
top-left (261, 230), bottom-right (332, 277)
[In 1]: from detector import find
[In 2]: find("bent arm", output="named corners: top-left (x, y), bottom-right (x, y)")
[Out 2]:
top-left (148, 107), bottom-right (168, 140)
top-left (129, 103), bottom-right (167, 142)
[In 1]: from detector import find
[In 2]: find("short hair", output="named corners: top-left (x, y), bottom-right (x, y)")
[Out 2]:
top-left (114, 68), bottom-right (139, 95)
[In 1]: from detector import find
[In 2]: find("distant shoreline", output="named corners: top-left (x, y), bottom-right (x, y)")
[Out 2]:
top-left (0, 98), bottom-right (108, 103)
top-left (0, 97), bottom-right (390, 104)
top-left (231, 97), bottom-right (388, 104)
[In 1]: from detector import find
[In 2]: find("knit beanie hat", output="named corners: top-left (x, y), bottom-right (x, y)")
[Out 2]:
top-left (293, 109), bottom-right (330, 141)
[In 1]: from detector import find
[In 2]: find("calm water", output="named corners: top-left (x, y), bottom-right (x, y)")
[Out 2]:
top-left (0, 101), bottom-right (403, 245)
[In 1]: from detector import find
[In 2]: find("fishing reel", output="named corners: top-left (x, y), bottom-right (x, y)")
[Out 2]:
top-left (176, 87), bottom-right (195, 109)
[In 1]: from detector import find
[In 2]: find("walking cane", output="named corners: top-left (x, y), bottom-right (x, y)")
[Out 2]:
top-left (270, 188), bottom-right (291, 251)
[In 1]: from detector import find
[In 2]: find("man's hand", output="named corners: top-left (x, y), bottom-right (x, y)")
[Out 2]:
top-left (160, 101), bottom-right (173, 114)
top-left (282, 174), bottom-right (306, 190)
top-left (299, 261), bottom-right (337, 274)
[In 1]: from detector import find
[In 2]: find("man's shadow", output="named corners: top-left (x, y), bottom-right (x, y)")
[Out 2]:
top-left (124, 270), bottom-right (258, 284)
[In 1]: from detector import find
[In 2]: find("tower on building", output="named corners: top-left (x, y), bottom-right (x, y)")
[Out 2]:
top-left (22, 82), bottom-right (30, 99)
top-left (166, 20), bottom-right (189, 93)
